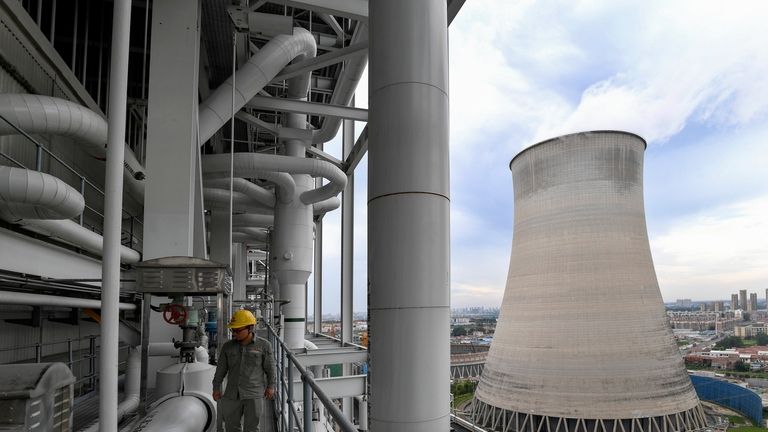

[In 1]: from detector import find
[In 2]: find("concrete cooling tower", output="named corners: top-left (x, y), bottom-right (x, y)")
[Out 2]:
top-left (472, 131), bottom-right (706, 432)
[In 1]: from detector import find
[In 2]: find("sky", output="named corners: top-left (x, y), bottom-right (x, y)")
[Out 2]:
top-left (309, 0), bottom-right (768, 315)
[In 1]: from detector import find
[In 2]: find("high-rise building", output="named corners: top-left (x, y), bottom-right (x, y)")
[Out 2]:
top-left (714, 301), bottom-right (724, 312)
top-left (473, 131), bottom-right (706, 432)
top-left (732, 293), bottom-right (740, 310)
top-left (749, 293), bottom-right (758, 312)
top-left (740, 289), bottom-right (748, 312)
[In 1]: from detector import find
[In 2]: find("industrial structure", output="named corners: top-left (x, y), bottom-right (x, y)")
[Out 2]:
top-left (473, 132), bottom-right (707, 432)
top-left (0, 0), bottom-right (462, 431)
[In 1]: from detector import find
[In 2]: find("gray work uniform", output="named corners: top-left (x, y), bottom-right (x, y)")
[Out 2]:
top-left (213, 334), bottom-right (276, 432)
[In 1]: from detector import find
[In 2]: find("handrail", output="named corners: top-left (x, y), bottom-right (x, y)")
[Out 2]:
top-left (0, 114), bottom-right (144, 246)
top-left (267, 325), bottom-right (358, 432)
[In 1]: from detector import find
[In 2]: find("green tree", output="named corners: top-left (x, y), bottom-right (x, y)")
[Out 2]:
top-left (733, 360), bottom-right (751, 372)
top-left (715, 336), bottom-right (745, 350)
top-left (755, 333), bottom-right (768, 346)
top-left (452, 326), bottom-right (467, 337)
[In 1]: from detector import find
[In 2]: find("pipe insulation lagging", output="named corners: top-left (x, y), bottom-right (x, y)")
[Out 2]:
top-left (203, 188), bottom-right (272, 214)
top-left (132, 396), bottom-right (210, 432)
top-left (232, 213), bottom-right (273, 227)
top-left (202, 153), bottom-right (346, 205)
top-left (0, 94), bottom-right (145, 199)
top-left (204, 178), bottom-right (275, 207)
top-left (0, 166), bottom-right (85, 220)
top-left (198, 27), bottom-right (317, 144)
top-left (0, 290), bottom-right (137, 310)
top-left (16, 218), bottom-right (141, 263)
top-left (202, 166), bottom-right (295, 203)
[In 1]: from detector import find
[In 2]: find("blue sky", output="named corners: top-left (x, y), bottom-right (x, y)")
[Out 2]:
top-left (309, 0), bottom-right (768, 315)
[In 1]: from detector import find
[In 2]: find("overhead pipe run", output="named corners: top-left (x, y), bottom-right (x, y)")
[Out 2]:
top-left (0, 166), bottom-right (85, 221)
top-left (202, 153), bottom-right (346, 205)
top-left (204, 178), bottom-right (275, 207)
top-left (0, 93), bottom-right (146, 199)
top-left (0, 290), bottom-right (137, 310)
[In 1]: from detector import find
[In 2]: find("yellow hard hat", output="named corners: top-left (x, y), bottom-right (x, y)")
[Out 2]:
top-left (228, 309), bottom-right (257, 329)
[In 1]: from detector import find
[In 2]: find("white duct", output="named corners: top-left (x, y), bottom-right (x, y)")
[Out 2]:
top-left (205, 178), bottom-right (275, 207)
top-left (0, 290), bottom-right (137, 310)
top-left (198, 27), bottom-right (316, 144)
top-left (16, 218), bottom-right (141, 263)
top-left (82, 346), bottom-right (141, 432)
top-left (311, 23), bottom-right (368, 145)
top-left (202, 153), bottom-right (346, 205)
top-left (232, 213), bottom-right (273, 228)
top-left (0, 93), bottom-right (145, 199)
top-left (0, 166), bottom-right (85, 220)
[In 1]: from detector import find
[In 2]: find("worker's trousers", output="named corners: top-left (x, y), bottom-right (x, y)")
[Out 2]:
top-left (220, 397), bottom-right (263, 432)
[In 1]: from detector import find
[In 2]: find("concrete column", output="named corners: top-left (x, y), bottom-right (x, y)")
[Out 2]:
top-left (143, 0), bottom-right (204, 260)
top-left (209, 209), bottom-right (232, 266)
top-left (368, 0), bottom-right (450, 430)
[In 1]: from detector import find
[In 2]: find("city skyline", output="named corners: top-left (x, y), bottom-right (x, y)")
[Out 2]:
top-left (308, 0), bottom-right (768, 314)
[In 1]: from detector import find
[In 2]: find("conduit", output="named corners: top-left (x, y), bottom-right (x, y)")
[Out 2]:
top-left (198, 27), bottom-right (316, 144)
top-left (0, 166), bottom-right (85, 220)
top-left (0, 290), bottom-right (137, 310)
top-left (0, 93), bottom-right (145, 199)
top-left (202, 153), bottom-right (346, 205)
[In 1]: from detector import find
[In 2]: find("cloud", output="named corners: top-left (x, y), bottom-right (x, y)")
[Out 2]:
top-left (651, 195), bottom-right (768, 301)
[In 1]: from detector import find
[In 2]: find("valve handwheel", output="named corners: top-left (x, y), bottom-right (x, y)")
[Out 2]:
top-left (163, 304), bottom-right (188, 325)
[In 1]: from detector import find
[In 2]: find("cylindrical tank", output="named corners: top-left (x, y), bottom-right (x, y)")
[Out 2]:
top-left (473, 131), bottom-right (707, 432)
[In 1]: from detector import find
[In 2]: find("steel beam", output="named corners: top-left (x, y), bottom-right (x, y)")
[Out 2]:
top-left (342, 124), bottom-right (367, 175)
top-left (293, 349), bottom-right (368, 367)
top-left (278, 0), bottom-right (368, 22)
top-left (306, 145), bottom-right (343, 168)
top-left (246, 95), bottom-right (368, 121)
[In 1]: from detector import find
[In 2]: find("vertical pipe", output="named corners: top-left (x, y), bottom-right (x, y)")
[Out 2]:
top-left (303, 378), bottom-right (312, 430)
top-left (49, 0), bottom-right (56, 46)
top-left (313, 218), bottom-right (322, 334)
top-left (79, 178), bottom-right (85, 225)
top-left (288, 363), bottom-right (294, 431)
top-left (340, 117), bottom-right (354, 419)
top-left (89, 336), bottom-right (96, 390)
top-left (99, 0), bottom-right (131, 430)
top-left (81, 1), bottom-right (90, 84)
top-left (35, 342), bottom-right (42, 363)
top-left (35, 144), bottom-right (42, 171)
top-left (368, 0), bottom-right (450, 430)
top-left (71, 0), bottom-right (79, 72)
top-left (67, 339), bottom-right (73, 370)
top-left (36, 0), bottom-right (41, 26)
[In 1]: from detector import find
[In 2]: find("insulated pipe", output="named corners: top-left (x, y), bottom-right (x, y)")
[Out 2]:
top-left (232, 213), bottom-right (273, 227)
top-left (0, 166), bottom-right (85, 220)
top-left (132, 396), bottom-right (209, 432)
top-left (202, 153), bottom-right (346, 205)
top-left (0, 290), bottom-right (137, 310)
top-left (311, 24), bottom-right (368, 145)
top-left (147, 343), bottom-right (209, 363)
top-left (82, 346), bottom-right (141, 432)
top-left (203, 188), bottom-right (269, 214)
top-left (198, 27), bottom-right (316, 144)
top-left (233, 227), bottom-right (268, 243)
top-left (202, 157), bottom-right (295, 202)
top-left (0, 93), bottom-right (145, 199)
top-left (369, 0), bottom-right (451, 430)
top-left (205, 178), bottom-right (275, 207)
top-left (312, 196), bottom-right (340, 214)
top-left (100, 2), bottom-right (131, 430)
top-left (16, 218), bottom-right (141, 263)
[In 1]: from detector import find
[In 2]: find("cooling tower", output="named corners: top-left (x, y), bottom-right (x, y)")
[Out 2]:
top-left (473, 131), bottom-right (706, 432)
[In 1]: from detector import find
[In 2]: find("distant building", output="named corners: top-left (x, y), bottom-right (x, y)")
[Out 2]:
top-left (765, 288), bottom-right (768, 310)
top-left (676, 299), bottom-right (693, 308)
top-left (714, 301), bottom-right (724, 312)
top-left (732, 293), bottom-right (740, 310)
top-left (740, 290), bottom-right (748, 312)
top-left (735, 323), bottom-right (768, 338)
top-left (750, 293), bottom-right (758, 312)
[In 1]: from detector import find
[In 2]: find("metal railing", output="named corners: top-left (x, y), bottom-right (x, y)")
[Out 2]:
top-left (0, 113), bottom-right (143, 250)
top-left (267, 325), bottom-right (358, 432)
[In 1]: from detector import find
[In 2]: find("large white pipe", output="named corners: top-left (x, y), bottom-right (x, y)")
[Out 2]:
top-left (82, 346), bottom-right (141, 432)
top-left (202, 153), bottom-right (346, 205)
top-left (131, 396), bottom-right (209, 432)
top-left (205, 178), bottom-right (275, 207)
top-left (16, 218), bottom-right (141, 263)
top-left (202, 160), bottom-right (295, 202)
top-left (312, 196), bottom-right (341, 214)
top-left (232, 213), bottom-right (273, 227)
top-left (311, 24), bottom-right (368, 145)
top-left (0, 166), bottom-right (85, 220)
top-left (202, 188), bottom-right (269, 214)
top-left (0, 290), bottom-right (137, 310)
top-left (147, 343), bottom-right (209, 363)
top-left (369, 0), bottom-right (451, 430)
top-left (0, 93), bottom-right (145, 199)
top-left (198, 27), bottom-right (316, 144)
top-left (100, 1), bottom-right (131, 430)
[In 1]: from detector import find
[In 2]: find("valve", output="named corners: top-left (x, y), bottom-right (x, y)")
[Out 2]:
top-left (162, 304), bottom-right (188, 325)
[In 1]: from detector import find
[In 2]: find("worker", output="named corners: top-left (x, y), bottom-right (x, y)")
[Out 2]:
top-left (213, 309), bottom-right (276, 432)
